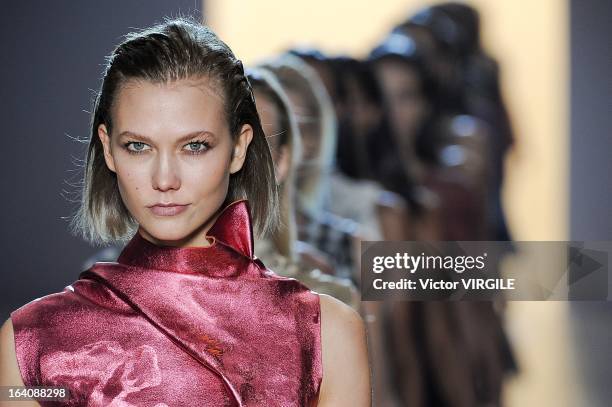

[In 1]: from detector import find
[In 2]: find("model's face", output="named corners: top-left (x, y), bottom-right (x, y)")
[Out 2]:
top-left (285, 88), bottom-right (320, 166)
top-left (375, 60), bottom-right (430, 152)
top-left (345, 74), bottom-right (381, 138)
top-left (309, 61), bottom-right (343, 119)
top-left (98, 78), bottom-right (253, 247)
top-left (254, 89), bottom-right (290, 184)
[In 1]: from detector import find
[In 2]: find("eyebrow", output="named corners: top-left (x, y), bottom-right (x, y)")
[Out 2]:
top-left (117, 130), bottom-right (217, 144)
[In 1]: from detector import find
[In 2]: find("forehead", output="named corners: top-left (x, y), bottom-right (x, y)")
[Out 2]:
top-left (375, 60), bottom-right (420, 86)
top-left (254, 90), bottom-right (280, 120)
top-left (111, 77), bottom-right (227, 138)
top-left (283, 87), bottom-right (318, 119)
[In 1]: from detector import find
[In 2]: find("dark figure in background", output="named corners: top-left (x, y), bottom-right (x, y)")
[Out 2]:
top-left (396, 2), bottom-right (515, 242)
top-left (283, 50), bottom-right (412, 246)
top-left (290, 48), bottom-right (424, 239)
top-left (330, 57), bottom-right (397, 182)
top-left (330, 56), bottom-right (413, 242)
top-left (369, 33), bottom-right (444, 240)
top-left (369, 31), bottom-right (515, 407)
top-left (398, 1), bottom-right (520, 380)
top-left (284, 51), bottom-right (414, 407)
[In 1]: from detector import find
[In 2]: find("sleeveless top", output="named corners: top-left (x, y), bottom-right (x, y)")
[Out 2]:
top-left (10, 200), bottom-right (323, 407)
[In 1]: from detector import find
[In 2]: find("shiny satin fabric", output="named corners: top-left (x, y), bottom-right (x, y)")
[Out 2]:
top-left (10, 200), bottom-right (323, 407)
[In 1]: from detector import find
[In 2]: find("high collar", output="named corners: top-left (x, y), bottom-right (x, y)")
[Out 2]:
top-left (116, 199), bottom-right (256, 277)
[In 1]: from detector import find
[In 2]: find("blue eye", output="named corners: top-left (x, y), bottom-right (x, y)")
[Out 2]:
top-left (123, 141), bottom-right (151, 154)
top-left (121, 140), bottom-right (210, 155)
top-left (184, 141), bottom-right (210, 154)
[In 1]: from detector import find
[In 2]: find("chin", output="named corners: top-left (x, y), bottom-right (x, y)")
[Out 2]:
top-left (141, 222), bottom-right (194, 245)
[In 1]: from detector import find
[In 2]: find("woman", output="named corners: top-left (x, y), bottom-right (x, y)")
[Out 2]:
top-left (259, 54), bottom-right (362, 288)
top-left (370, 32), bottom-right (511, 407)
top-left (0, 18), bottom-right (370, 406)
top-left (330, 56), bottom-right (412, 243)
top-left (247, 66), bottom-right (360, 310)
top-left (397, 3), bottom-right (516, 243)
top-left (256, 57), bottom-right (401, 407)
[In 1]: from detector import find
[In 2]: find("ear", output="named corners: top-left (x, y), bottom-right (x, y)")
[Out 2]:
top-left (229, 124), bottom-right (254, 174)
top-left (275, 144), bottom-right (291, 184)
top-left (97, 124), bottom-right (116, 173)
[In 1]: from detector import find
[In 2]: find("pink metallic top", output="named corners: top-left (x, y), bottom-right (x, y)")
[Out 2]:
top-left (10, 200), bottom-right (323, 406)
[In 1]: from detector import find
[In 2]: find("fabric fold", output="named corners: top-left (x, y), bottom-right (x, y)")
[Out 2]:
top-left (11, 200), bottom-right (322, 406)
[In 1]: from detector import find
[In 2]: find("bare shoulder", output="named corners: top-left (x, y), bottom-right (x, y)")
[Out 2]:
top-left (0, 318), bottom-right (25, 385)
top-left (318, 294), bottom-right (371, 406)
top-left (319, 293), bottom-right (365, 334)
top-left (0, 318), bottom-right (41, 406)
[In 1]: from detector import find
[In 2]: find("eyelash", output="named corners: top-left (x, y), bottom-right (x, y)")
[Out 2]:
top-left (122, 140), bottom-right (211, 155)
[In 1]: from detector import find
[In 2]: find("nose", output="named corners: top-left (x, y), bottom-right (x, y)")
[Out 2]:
top-left (151, 151), bottom-right (181, 192)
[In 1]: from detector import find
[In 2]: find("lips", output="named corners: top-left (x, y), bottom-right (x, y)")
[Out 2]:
top-left (148, 203), bottom-right (190, 216)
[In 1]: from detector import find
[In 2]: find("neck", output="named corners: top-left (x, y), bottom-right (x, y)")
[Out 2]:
top-left (137, 211), bottom-right (223, 248)
top-left (137, 228), bottom-right (213, 248)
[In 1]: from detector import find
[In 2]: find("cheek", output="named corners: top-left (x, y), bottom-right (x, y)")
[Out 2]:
top-left (114, 162), bottom-right (149, 207)
top-left (116, 172), bottom-right (137, 207)
top-left (398, 101), bottom-right (424, 126)
top-left (184, 153), bottom-right (232, 198)
top-left (390, 104), bottom-right (408, 129)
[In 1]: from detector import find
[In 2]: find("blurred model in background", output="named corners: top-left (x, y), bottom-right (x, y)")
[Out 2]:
top-left (248, 66), bottom-right (360, 310)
